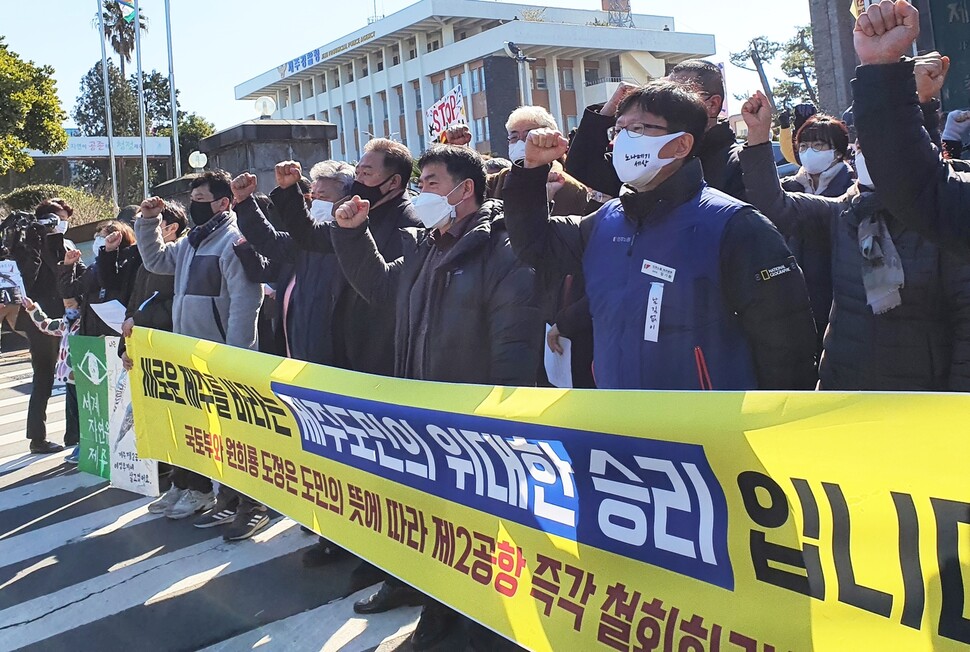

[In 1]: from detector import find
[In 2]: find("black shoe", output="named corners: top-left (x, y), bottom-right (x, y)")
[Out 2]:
top-left (222, 505), bottom-right (270, 541)
top-left (411, 603), bottom-right (460, 651)
top-left (348, 560), bottom-right (387, 594)
top-left (29, 440), bottom-right (65, 454)
top-left (302, 539), bottom-right (347, 567)
top-left (353, 581), bottom-right (424, 615)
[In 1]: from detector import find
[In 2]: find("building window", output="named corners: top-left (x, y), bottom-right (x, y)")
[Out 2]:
top-left (321, 110), bottom-right (329, 122)
top-left (427, 39), bottom-right (440, 53)
top-left (479, 68), bottom-right (486, 92)
top-left (408, 39), bottom-right (417, 60)
top-left (432, 79), bottom-right (444, 100)
top-left (393, 54), bottom-right (400, 66)
top-left (366, 100), bottom-right (374, 131)
top-left (303, 79), bottom-right (314, 98)
top-left (534, 67), bottom-right (547, 90)
top-left (280, 89), bottom-right (290, 108)
top-left (350, 104), bottom-right (358, 130)
top-left (585, 67), bottom-right (600, 84)
top-left (377, 60), bottom-right (384, 72)
top-left (346, 64), bottom-right (354, 82)
top-left (292, 84), bottom-right (302, 103)
top-left (333, 71), bottom-right (340, 88)
top-left (561, 68), bottom-right (574, 91)
top-left (566, 115), bottom-right (578, 132)
top-left (413, 83), bottom-right (422, 109)
top-left (458, 31), bottom-right (467, 41)
top-left (470, 67), bottom-right (481, 94)
top-left (398, 87), bottom-right (405, 115)
top-left (361, 62), bottom-right (369, 78)
top-left (483, 118), bottom-right (490, 141)
top-left (318, 73), bottom-right (327, 92)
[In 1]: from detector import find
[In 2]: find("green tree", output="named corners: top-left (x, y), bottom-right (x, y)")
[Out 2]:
top-left (0, 38), bottom-right (67, 174)
top-left (73, 60), bottom-right (139, 137)
top-left (95, 2), bottom-right (147, 80)
top-left (158, 112), bottom-right (214, 172)
top-left (778, 26), bottom-right (818, 107)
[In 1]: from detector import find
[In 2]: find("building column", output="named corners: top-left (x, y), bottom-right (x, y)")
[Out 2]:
top-left (463, 62), bottom-right (475, 136)
top-left (523, 61), bottom-right (534, 106)
top-left (548, 55), bottom-right (563, 129)
top-left (576, 57), bottom-right (587, 112)
top-left (414, 33), bottom-right (433, 150)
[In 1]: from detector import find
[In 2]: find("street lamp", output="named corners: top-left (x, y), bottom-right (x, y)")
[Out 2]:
top-left (504, 42), bottom-right (536, 106)
top-left (254, 96), bottom-right (277, 120)
top-left (188, 150), bottom-right (208, 174)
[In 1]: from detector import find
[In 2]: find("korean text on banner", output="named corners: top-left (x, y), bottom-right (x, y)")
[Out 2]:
top-left (426, 85), bottom-right (467, 140)
top-left (73, 335), bottom-right (121, 479)
top-left (128, 328), bottom-right (970, 652)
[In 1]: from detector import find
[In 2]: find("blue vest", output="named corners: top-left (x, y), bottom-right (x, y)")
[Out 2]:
top-left (583, 186), bottom-right (759, 390)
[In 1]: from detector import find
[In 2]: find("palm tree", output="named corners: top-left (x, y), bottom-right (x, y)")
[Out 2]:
top-left (95, 2), bottom-right (148, 79)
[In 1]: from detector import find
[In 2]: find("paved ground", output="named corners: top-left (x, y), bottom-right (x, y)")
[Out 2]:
top-left (0, 345), bottom-right (442, 652)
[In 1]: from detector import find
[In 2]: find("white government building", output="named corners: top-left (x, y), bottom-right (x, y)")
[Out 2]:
top-left (234, 0), bottom-right (716, 160)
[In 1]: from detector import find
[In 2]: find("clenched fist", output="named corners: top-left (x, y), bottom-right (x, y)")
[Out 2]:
top-left (524, 128), bottom-right (570, 169)
top-left (601, 82), bottom-right (638, 118)
top-left (443, 124), bottom-right (472, 146)
top-left (139, 197), bottom-right (165, 219)
top-left (333, 195), bottom-right (370, 230)
top-left (854, 0), bottom-right (919, 65)
top-left (64, 249), bottom-right (81, 266)
top-left (275, 161), bottom-right (303, 190)
top-left (231, 173), bottom-right (258, 204)
top-left (914, 51), bottom-right (950, 103)
top-left (104, 231), bottom-right (123, 252)
top-left (741, 91), bottom-right (773, 146)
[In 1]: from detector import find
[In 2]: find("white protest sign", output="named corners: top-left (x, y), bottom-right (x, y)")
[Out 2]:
top-left (109, 369), bottom-right (159, 497)
top-left (426, 84), bottom-right (467, 140)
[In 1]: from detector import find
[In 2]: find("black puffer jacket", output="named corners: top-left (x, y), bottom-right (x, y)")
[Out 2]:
top-left (100, 245), bottom-right (174, 331)
top-left (853, 60), bottom-right (970, 255)
top-left (565, 104), bottom-right (746, 201)
top-left (57, 248), bottom-right (134, 337)
top-left (330, 200), bottom-right (542, 385)
top-left (741, 141), bottom-right (970, 391)
top-left (11, 231), bottom-right (73, 318)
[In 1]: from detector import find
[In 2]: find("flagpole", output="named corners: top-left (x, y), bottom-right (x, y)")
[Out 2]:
top-left (133, 0), bottom-right (150, 199)
top-left (164, 0), bottom-right (181, 178)
top-left (96, 0), bottom-right (120, 208)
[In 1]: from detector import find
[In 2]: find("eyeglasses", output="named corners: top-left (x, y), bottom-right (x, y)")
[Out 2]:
top-left (507, 129), bottom-right (533, 144)
top-left (798, 141), bottom-right (833, 153)
top-left (607, 123), bottom-right (671, 140)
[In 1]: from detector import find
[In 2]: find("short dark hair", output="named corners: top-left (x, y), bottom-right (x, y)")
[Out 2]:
top-left (35, 198), bottom-right (74, 218)
top-left (161, 201), bottom-right (188, 236)
top-left (418, 144), bottom-right (487, 204)
top-left (669, 59), bottom-right (725, 99)
top-left (189, 170), bottom-right (233, 201)
top-left (365, 138), bottom-right (414, 188)
top-left (617, 81), bottom-right (709, 156)
top-left (795, 114), bottom-right (850, 160)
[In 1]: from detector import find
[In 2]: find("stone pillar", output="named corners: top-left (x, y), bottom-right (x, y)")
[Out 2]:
top-left (809, 0), bottom-right (858, 116)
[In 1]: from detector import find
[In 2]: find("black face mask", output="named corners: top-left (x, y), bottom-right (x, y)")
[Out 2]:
top-left (189, 200), bottom-right (217, 225)
top-left (351, 174), bottom-right (395, 205)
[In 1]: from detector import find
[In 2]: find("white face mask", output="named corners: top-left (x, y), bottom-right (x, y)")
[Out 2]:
top-left (799, 148), bottom-right (838, 175)
top-left (309, 199), bottom-right (334, 224)
top-left (854, 150), bottom-right (873, 188)
top-left (411, 183), bottom-right (463, 230)
top-left (611, 129), bottom-right (685, 188)
top-left (508, 140), bottom-right (527, 163)
top-left (54, 219), bottom-right (69, 234)
top-left (93, 236), bottom-right (107, 253)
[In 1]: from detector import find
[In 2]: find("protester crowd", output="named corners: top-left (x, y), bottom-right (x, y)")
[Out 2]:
top-left (4, 1), bottom-right (969, 648)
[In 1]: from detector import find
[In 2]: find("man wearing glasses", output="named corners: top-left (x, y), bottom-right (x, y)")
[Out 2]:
top-left (566, 60), bottom-right (747, 205)
top-left (502, 80), bottom-right (818, 391)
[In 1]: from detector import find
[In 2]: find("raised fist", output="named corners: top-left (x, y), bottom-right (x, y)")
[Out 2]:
top-left (601, 82), bottom-right (639, 117)
top-left (741, 91), bottom-right (773, 145)
top-left (524, 128), bottom-right (569, 169)
top-left (444, 124), bottom-right (472, 146)
top-left (231, 173), bottom-right (258, 203)
top-left (139, 197), bottom-right (164, 219)
top-left (275, 161), bottom-right (303, 190)
top-left (854, 0), bottom-right (920, 66)
top-left (104, 231), bottom-right (123, 252)
top-left (333, 195), bottom-right (370, 230)
top-left (64, 249), bottom-right (81, 266)
top-left (914, 51), bottom-right (950, 103)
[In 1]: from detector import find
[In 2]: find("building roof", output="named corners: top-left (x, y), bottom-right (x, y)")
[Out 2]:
top-left (235, 0), bottom-right (715, 100)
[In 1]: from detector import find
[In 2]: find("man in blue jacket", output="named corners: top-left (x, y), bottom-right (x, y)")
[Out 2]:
top-left (503, 80), bottom-right (818, 390)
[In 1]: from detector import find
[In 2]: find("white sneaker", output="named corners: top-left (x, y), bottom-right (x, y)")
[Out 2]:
top-left (148, 486), bottom-right (185, 514)
top-left (165, 490), bottom-right (216, 520)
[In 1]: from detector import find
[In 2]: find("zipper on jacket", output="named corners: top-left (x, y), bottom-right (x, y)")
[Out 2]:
top-left (628, 217), bottom-right (644, 257)
top-left (211, 299), bottom-right (227, 341)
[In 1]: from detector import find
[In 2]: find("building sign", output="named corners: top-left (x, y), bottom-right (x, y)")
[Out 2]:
top-left (277, 31), bottom-right (378, 79)
top-left (426, 84), bottom-right (468, 140)
top-left (27, 137), bottom-right (172, 159)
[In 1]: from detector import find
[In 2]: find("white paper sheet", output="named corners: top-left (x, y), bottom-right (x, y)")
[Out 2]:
top-left (90, 300), bottom-right (127, 334)
top-left (0, 260), bottom-right (25, 297)
top-left (544, 323), bottom-right (574, 389)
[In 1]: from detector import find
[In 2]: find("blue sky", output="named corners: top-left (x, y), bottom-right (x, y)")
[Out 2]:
top-left (1, 0), bottom-right (810, 131)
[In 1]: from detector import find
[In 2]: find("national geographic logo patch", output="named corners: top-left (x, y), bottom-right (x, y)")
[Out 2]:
top-left (756, 257), bottom-right (798, 282)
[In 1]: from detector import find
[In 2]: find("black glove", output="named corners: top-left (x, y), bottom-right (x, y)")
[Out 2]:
top-left (778, 110), bottom-right (792, 130)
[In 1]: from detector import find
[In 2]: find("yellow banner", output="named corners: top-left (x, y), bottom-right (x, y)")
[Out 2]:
top-left (129, 328), bottom-right (970, 652)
